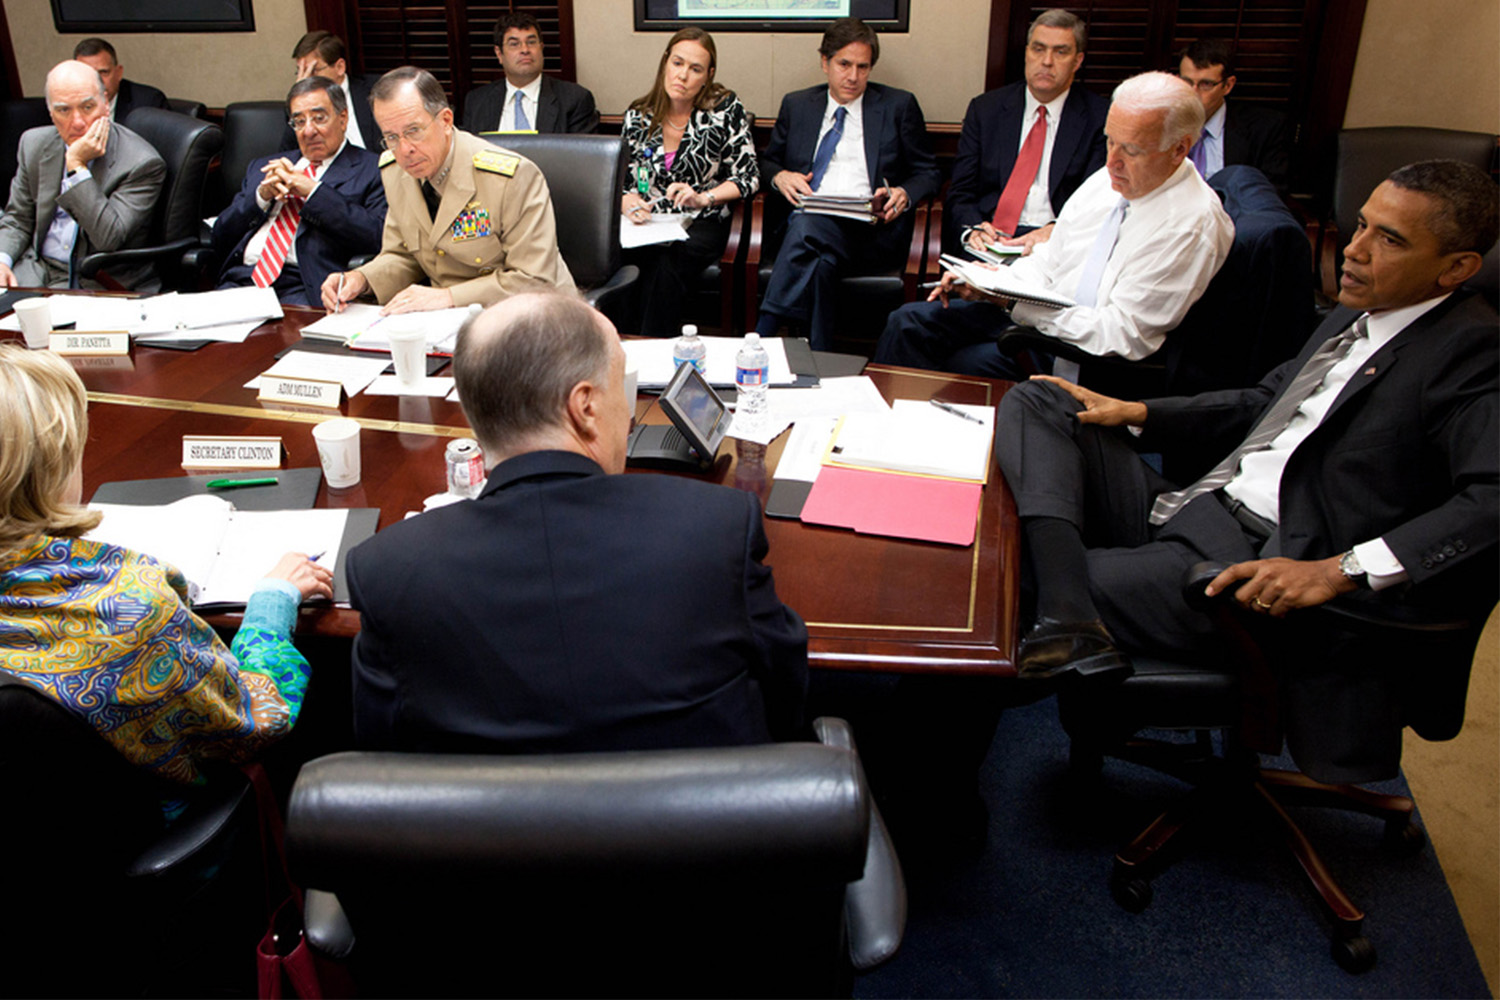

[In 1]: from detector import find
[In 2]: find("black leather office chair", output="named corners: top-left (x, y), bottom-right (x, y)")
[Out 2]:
top-left (0, 680), bottom-right (261, 995)
top-left (1315, 127), bottom-right (1497, 302)
top-left (996, 166), bottom-right (1313, 419)
top-left (1056, 565), bottom-right (1494, 974)
top-left (743, 192), bottom-right (930, 355)
top-left (1, 97), bottom-right (51, 201)
top-left (287, 717), bottom-right (905, 998)
top-left (481, 133), bottom-right (640, 324)
top-left (217, 100), bottom-right (293, 214)
top-left (167, 98), bottom-right (207, 120)
top-left (79, 108), bottom-right (222, 292)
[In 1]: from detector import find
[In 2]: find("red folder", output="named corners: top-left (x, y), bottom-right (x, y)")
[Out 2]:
top-left (799, 465), bottom-right (983, 546)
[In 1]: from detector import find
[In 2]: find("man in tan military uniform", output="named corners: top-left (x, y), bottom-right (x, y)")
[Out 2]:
top-left (322, 66), bottom-right (572, 314)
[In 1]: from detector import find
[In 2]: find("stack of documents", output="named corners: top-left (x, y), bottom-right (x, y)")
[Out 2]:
top-left (939, 254), bottom-right (1075, 310)
top-left (619, 213), bottom-right (690, 249)
top-left (966, 240), bottom-right (1026, 265)
top-left (300, 303), bottom-right (478, 355)
top-left (799, 193), bottom-right (876, 224)
top-left (86, 495), bottom-right (350, 608)
top-left (794, 400), bottom-right (996, 546)
top-left (0, 287), bottom-right (283, 344)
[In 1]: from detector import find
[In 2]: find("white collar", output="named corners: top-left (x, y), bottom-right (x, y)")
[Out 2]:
top-left (1204, 101), bottom-right (1227, 140)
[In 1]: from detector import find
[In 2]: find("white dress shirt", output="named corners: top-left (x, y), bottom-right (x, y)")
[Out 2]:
top-left (243, 140), bottom-right (346, 268)
top-left (1016, 88), bottom-right (1070, 228)
top-left (1009, 159), bottom-right (1234, 359)
top-left (1198, 102), bottom-right (1226, 178)
top-left (815, 92), bottom-right (872, 200)
top-left (497, 77), bottom-right (544, 132)
top-left (1219, 295), bottom-right (1451, 588)
top-left (340, 77), bottom-right (368, 149)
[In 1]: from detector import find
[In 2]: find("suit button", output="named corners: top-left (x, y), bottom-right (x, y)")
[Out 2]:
top-left (1434, 552), bottom-right (1445, 562)
top-left (1422, 559), bottom-right (1433, 569)
top-left (1444, 545), bottom-right (1457, 557)
top-left (474, 257), bottom-right (482, 264)
top-left (1456, 540), bottom-right (1468, 552)
top-left (437, 249), bottom-right (445, 256)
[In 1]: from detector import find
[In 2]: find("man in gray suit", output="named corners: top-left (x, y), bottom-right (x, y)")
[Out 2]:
top-left (0, 60), bottom-right (165, 290)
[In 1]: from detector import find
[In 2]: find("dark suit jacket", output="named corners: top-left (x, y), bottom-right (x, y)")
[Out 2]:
top-left (760, 82), bottom-right (939, 256)
top-left (210, 143), bottom-right (386, 307)
top-left (1145, 292), bottom-right (1499, 780)
top-left (460, 75), bottom-right (599, 134)
top-left (347, 450), bottom-right (809, 754)
top-left (1222, 101), bottom-right (1292, 192)
top-left (114, 79), bottom-right (169, 124)
top-left (945, 81), bottom-right (1108, 249)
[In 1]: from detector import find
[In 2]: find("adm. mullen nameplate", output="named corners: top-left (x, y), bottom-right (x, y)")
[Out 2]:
top-left (258, 374), bottom-right (343, 408)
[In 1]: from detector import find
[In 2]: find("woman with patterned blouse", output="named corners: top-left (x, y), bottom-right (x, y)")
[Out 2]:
top-left (621, 27), bottom-right (758, 336)
top-left (0, 347), bottom-right (332, 789)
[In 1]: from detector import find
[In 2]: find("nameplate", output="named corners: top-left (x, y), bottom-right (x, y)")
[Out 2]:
top-left (258, 375), bottom-right (344, 408)
top-left (66, 354), bottom-right (136, 372)
top-left (50, 331), bottom-right (129, 355)
top-left (181, 435), bottom-right (284, 470)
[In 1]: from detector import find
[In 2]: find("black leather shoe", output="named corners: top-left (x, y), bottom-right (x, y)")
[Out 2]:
top-left (1017, 617), bottom-right (1133, 685)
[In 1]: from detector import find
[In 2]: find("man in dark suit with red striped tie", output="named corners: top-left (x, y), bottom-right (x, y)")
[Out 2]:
top-left (212, 76), bottom-right (386, 307)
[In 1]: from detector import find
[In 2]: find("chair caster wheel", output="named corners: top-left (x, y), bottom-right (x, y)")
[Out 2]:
top-left (1332, 934), bottom-right (1376, 974)
top-left (1110, 873), bottom-right (1153, 913)
top-left (1383, 820), bottom-right (1426, 857)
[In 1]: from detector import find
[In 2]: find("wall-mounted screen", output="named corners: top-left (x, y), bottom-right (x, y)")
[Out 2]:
top-left (51, 0), bottom-right (254, 32)
top-left (635, 0), bottom-right (908, 33)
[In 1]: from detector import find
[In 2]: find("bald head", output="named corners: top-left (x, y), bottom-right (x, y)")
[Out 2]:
top-left (454, 293), bottom-right (628, 469)
top-left (45, 60), bottom-right (109, 145)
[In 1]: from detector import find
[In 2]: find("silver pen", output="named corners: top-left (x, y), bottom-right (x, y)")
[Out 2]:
top-left (929, 398), bottom-right (983, 424)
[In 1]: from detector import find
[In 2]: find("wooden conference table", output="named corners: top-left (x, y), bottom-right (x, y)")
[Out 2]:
top-left (14, 302), bottom-right (1021, 677)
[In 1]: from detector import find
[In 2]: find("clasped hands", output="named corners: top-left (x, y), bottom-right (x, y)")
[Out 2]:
top-left (771, 170), bottom-right (908, 223)
top-left (258, 158), bottom-right (316, 204)
top-left (1034, 374), bottom-right (1358, 618)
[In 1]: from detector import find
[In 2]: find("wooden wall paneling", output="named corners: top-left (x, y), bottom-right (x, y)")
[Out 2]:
top-left (0, 4), bottom-right (22, 100)
top-left (986, 0), bottom-right (1016, 91)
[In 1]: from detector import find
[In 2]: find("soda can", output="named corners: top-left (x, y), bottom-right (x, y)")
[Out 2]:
top-left (446, 438), bottom-right (485, 498)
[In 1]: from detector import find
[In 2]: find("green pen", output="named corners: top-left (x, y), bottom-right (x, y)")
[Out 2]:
top-left (206, 477), bottom-right (279, 490)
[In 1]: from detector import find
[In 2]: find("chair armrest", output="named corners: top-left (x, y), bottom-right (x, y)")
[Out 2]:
top-left (901, 200), bottom-right (929, 301)
top-left (584, 264), bottom-right (640, 323)
top-left (304, 889), bottom-right (356, 961)
top-left (719, 199), bottom-right (746, 333)
top-left (813, 716), bottom-right (907, 972)
top-left (78, 237), bottom-right (202, 280)
top-left (1317, 220), bottom-right (1341, 301)
top-left (125, 772), bottom-right (254, 879)
top-left (744, 194), bottom-right (767, 333)
top-left (924, 198), bottom-right (946, 280)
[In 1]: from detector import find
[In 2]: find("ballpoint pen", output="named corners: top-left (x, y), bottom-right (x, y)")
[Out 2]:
top-left (929, 399), bottom-right (983, 424)
top-left (205, 477), bottom-right (279, 489)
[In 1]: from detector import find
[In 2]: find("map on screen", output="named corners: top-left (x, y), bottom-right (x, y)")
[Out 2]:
top-left (680, 0), bottom-right (850, 16)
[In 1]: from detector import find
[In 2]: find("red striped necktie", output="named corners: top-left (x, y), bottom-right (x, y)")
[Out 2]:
top-left (252, 162), bottom-right (319, 288)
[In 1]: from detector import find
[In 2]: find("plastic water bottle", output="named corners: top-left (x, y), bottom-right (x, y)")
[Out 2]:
top-left (735, 332), bottom-right (771, 434)
top-left (672, 324), bottom-right (706, 374)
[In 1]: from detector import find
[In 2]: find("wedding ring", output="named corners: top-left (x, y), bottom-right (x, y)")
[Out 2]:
top-left (1253, 597), bottom-right (1272, 610)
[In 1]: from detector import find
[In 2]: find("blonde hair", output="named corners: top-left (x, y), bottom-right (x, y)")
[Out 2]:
top-left (0, 345), bottom-right (100, 550)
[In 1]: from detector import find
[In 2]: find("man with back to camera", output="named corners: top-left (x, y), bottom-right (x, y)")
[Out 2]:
top-left (461, 11), bottom-right (599, 134)
top-left (71, 38), bottom-right (169, 124)
top-left (753, 16), bottom-right (940, 350)
top-left (289, 30), bottom-right (379, 150)
top-left (996, 160), bottom-right (1496, 781)
top-left (944, 8), bottom-right (1108, 258)
top-left (875, 71), bottom-right (1232, 379)
top-left (320, 66), bottom-right (574, 315)
top-left (211, 76), bottom-right (386, 307)
top-left (0, 60), bottom-right (165, 291)
top-left (345, 291), bottom-right (808, 752)
top-left (1178, 37), bottom-right (1293, 191)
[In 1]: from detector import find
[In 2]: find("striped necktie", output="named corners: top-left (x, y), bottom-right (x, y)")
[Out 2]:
top-left (251, 162), bottom-right (318, 288)
top-left (1149, 314), bottom-right (1371, 526)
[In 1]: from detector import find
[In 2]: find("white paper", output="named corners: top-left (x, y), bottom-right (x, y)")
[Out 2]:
top-left (246, 350), bottom-right (392, 397)
top-left (624, 336), bottom-right (796, 387)
top-left (135, 286), bottom-right (283, 334)
top-left (86, 497), bottom-right (349, 607)
top-left (765, 375), bottom-right (890, 424)
top-left (940, 254), bottom-right (1075, 310)
top-left (0, 295), bottom-right (148, 332)
top-left (828, 400), bottom-right (996, 483)
top-left (363, 375), bottom-right (456, 397)
top-left (774, 417), bottom-right (841, 483)
top-left (726, 413), bottom-right (792, 445)
top-left (619, 213), bottom-right (690, 249)
top-left (136, 319), bottom-right (263, 345)
top-left (302, 303), bottom-right (477, 354)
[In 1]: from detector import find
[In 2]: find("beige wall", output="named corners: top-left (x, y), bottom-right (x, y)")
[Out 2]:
top-left (572, 0), bottom-right (988, 124)
top-left (1344, 0), bottom-right (1499, 131)
top-left (6, 0), bottom-right (308, 106)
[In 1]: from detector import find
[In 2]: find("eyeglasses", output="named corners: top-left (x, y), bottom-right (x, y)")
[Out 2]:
top-left (380, 118), bottom-right (437, 150)
top-left (1183, 77), bottom-right (1226, 93)
top-left (289, 110), bottom-right (334, 130)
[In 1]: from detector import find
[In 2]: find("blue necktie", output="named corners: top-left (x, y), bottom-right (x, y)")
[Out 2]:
top-left (810, 106), bottom-right (847, 191)
top-left (1190, 128), bottom-right (1209, 176)
top-left (1072, 198), bottom-right (1128, 307)
top-left (513, 90), bottom-right (530, 131)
